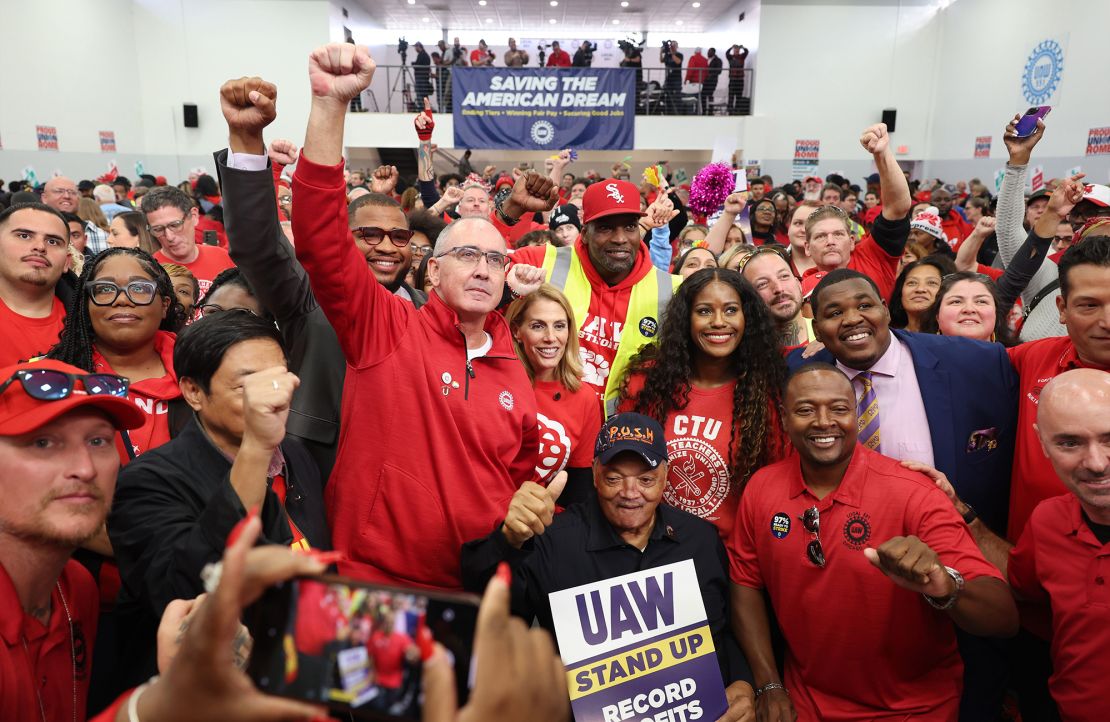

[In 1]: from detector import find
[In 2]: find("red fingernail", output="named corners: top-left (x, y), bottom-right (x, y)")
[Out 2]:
top-left (306, 550), bottom-right (346, 565)
top-left (496, 561), bottom-right (511, 586)
top-left (226, 505), bottom-right (260, 548)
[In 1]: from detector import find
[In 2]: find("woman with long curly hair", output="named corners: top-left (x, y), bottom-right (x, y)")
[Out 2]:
top-left (48, 247), bottom-right (186, 462)
top-left (618, 267), bottom-right (789, 538)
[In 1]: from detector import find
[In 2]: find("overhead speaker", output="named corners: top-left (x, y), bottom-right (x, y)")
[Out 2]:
top-left (881, 108), bottom-right (897, 133)
top-left (183, 104), bottom-right (199, 128)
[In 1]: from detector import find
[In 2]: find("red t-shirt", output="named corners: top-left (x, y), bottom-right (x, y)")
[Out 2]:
top-left (533, 379), bottom-right (602, 483)
top-left (294, 580), bottom-right (345, 656)
top-left (847, 235), bottom-right (900, 302)
top-left (729, 445), bottom-right (1001, 721)
top-left (546, 49), bottom-right (572, 67)
top-left (154, 244), bottom-right (235, 296)
top-left (92, 330), bottom-right (180, 463)
top-left (0, 560), bottom-right (99, 722)
top-left (622, 375), bottom-right (788, 539)
top-left (194, 216), bottom-right (229, 250)
top-left (1006, 336), bottom-right (1108, 540)
top-left (0, 296), bottom-right (66, 366)
top-left (469, 49), bottom-right (491, 66)
top-left (368, 630), bottom-right (414, 689)
top-left (1008, 494), bottom-right (1110, 722)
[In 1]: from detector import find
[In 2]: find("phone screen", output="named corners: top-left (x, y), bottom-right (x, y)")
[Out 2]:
top-left (245, 575), bottom-right (480, 720)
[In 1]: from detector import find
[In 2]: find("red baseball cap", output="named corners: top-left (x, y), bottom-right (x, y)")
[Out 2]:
top-left (0, 359), bottom-right (145, 436)
top-left (581, 179), bottom-right (645, 224)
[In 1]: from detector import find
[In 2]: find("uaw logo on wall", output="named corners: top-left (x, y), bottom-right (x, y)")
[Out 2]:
top-left (1022, 39), bottom-right (1064, 105)
top-left (530, 120), bottom-right (555, 145)
top-left (535, 413), bottom-right (572, 483)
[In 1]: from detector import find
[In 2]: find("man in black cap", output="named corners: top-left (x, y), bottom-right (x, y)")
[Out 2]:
top-left (461, 411), bottom-right (755, 720)
top-left (548, 203), bottom-right (581, 247)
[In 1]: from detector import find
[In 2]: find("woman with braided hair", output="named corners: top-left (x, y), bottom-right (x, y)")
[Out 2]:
top-left (48, 247), bottom-right (186, 462)
top-left (618, 267), bottom-right (789, 538)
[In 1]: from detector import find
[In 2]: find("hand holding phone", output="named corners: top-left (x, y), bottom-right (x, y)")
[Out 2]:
top-left (1014, 106), bottom-right (1051, 138)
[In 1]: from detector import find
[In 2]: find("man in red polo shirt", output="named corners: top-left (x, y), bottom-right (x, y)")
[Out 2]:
top-left (0, 359), bottom-right (144, 721)
top-left (1006, 234), bottom-right (1110, 542)
top-left (795, 124), bottom-right (911, 302)
top-left (141, 186), bottom-right (235, 296)
top-left (934, 369), bottom-right (1110, 722)
top-left (729, 364), bottom-right (1017, 721)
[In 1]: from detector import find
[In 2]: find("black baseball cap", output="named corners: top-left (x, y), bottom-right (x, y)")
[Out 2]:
top-left (1026, 189), bottom-right (1050, 205)
top-left (595, 412), bottom-right (668, 468)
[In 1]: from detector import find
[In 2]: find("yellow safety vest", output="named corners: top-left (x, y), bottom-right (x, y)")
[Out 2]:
top-left (540, 245), bottom-right (682, 416)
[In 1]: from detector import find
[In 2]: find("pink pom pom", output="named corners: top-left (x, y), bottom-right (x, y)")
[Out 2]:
top-left (687, 163), bottom-right (735, 215)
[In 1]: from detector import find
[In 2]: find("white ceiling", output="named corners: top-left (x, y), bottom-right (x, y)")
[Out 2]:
top-left (355, 0), bottom-right (742, 32)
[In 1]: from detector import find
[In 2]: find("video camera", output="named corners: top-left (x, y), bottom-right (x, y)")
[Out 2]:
top-left (661, 39), bottom-right (675, 51)
top-left (617, 38), bottom-right (644, 54)
top-left (398, 37), bottom-right (409, 63)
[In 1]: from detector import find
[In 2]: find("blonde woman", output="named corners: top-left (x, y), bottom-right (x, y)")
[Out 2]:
top-left (506, 284), bottom-right (602, 507)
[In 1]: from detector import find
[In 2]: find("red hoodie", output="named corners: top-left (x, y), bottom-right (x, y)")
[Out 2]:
top-left (512, 239), bottom-right (661, 396)
top-left (292, 155), bottom-right (538, 591)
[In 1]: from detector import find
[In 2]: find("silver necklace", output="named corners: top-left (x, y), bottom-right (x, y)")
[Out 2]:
top-left (19, 581), bottom-right (77, 722)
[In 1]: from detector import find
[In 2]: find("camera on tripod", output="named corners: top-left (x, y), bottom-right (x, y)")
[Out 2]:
top-left (397, 37), bottom-right (409, 64)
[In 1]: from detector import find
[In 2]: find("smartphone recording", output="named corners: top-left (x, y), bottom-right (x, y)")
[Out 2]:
top-left (245, 575), bottom-right (479, 720)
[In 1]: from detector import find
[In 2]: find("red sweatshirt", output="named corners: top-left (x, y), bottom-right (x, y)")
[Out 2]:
top-left (513, 239), bottom-right (660, 395)
top-left (292, 155), bottom-right (538, 591)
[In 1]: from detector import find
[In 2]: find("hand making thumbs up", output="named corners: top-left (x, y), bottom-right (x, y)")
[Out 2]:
top-left (501, 471), bottom-right (568, 548)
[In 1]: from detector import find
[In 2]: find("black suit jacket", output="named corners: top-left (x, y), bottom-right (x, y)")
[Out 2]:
top-left (215, 149), bottom-right (426, 480)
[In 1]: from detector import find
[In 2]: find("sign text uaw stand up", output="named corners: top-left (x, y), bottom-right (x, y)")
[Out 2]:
top-left (549, 560), bottom-right (727, 722)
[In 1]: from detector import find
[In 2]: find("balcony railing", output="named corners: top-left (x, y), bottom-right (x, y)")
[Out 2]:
top-left (350, 65), bottom-right (753, 117)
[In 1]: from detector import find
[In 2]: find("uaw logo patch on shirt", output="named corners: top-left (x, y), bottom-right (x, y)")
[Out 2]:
top-left (842, 511), bottom-right (872, 550)
top-left (499, 390), bottom-right (515, 411)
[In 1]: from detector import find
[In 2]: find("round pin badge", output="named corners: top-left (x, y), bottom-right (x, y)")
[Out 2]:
top-left (770, 512), bottom-right (791, 539)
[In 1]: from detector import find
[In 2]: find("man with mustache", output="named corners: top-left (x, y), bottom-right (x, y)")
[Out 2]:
top-left (0, 359), bottom-right (145, 720)
top-left (0, 203), bottom-right (76, 365)
top-left (290, 43), bottom-right (538, 591)
top-left (740, 246), bottom-right (812, 347)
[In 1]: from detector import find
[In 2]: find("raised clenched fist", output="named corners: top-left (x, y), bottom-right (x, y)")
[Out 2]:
top-left (220, 76), bottom-right (277, 138)
top-left (859, 123), bottom-right (890, 156)
top-left (308, 43), bottom-right (375, 104)
top-left (267, 139), bottom-right (299, 167)
top-left (370, 165), bottom-right (400, 195)
top-left (505, 171), bottom-right (560, 217)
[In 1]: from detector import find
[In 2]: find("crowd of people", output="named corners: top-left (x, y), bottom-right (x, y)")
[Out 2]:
top-left (0, 41), bottom-right (1108, 722)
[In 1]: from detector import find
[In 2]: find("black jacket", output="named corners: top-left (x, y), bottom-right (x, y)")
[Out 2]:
top-left (460, 496), bottom-right (750, 685)
top-left (215, 149), bottom-right (426, 480)
top-left (107, 416), bottom-right (330, 681)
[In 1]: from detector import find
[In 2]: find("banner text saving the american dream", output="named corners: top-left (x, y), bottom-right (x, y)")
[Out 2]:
top-left (459, 75), bottom-right (628, 108)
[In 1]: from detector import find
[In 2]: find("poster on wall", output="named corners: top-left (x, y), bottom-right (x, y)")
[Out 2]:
top-left (1019, 36), bottom-right (1067, 109)
top-left (548, 560), bottom-right (727, 722)
top-left (792, 139), bottom-right (820, 181)
top-left (36, 125), bottom-right (58, 151)
top-left (99, 131), bottom-right (116, 153)
top-left (974, 136), bottom-right (992, 158)
top-left (452, 68), bottom-right (634, 150)
top-left (1030, 165), bottom-right (1045, 192)
top-left (1086, 127), bottom-right (1110, 156)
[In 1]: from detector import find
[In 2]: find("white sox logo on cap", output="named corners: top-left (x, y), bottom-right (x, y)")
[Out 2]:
top-left (605, 182), bottom-right (625, 204)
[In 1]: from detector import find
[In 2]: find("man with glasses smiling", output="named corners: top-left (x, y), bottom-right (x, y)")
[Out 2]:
top-left (289, 43), bottom-right (538, 592)
top-left (141, 186), bottom-right (234, 295)
top-left (729, 363), bottom-right (1017, 722)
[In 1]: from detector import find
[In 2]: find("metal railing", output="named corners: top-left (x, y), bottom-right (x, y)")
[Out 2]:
top-left (350, 65), bottom-right (753, 117)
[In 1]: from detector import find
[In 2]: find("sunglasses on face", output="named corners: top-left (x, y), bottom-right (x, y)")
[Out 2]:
top-left (800, 505), bottom-right (825, 568)
top-left (86, 280), bottom-right (159, 306)
top-left (0, 369), bottom-right (129, 401)
top-left (352, 226), bottom-right (415, 248)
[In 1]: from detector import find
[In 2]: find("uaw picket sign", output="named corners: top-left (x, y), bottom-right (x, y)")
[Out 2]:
top-left (549, 560), bottom-right (726, 722)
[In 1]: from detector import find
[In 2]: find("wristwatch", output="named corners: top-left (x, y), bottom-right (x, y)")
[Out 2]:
top-left (924, 566), bottom-right (965, 610)
top-left (960, 503), bottom-right (978, 525)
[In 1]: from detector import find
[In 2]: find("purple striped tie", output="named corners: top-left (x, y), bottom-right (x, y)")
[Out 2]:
top-left (855, 371), bottom-right (881, 451)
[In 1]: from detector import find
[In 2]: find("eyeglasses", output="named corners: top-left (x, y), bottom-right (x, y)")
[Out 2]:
top-left (49, 188), bottom-right (79, 197)
top-left (412, 244), bottom-right (434, 256)
top-left (0, 369), bottom-right (129, 401)
top-left (800, 506), bottom-right (825, 568)
top-left (1053, 234), bottom-right (1073, 243)
top-left (737, 244), bottom-right (790, 272)
top-left (433, 246), bottom-right (509, 272)
top-left (197, 304), bottom-right (257, 317)
top-left (86, 280), bottom-right (159, 306)
top-left (352, 226), bottom-right (415, 248)
top-left (147, 217), bottom-right (189, 238)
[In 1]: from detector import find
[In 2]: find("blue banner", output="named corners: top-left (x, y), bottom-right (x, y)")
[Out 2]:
top-left (452, 68), bottom-right (634, 151)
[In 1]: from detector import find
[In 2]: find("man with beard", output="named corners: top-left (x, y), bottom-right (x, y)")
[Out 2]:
top-left (0, 359), bottom-right (145, 720)
top-left (214, 74), bottom-right (426, 479)
top-left (0, 203), bottom-right (76, 365)
top-left (932, 186), bottom-right (973, 247)
top-left (511, 179), bottom-right (683, 413)
top-left (740, 246), bottom-right (811, 347)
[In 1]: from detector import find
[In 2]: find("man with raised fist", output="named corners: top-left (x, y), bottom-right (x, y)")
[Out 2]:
top-left (290, 43), bottom-right (538, 592)
top-left (461, 411), bottom-right (756, 721)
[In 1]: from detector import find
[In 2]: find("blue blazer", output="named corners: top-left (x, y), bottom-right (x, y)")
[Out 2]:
top-left (787, 329), bottom-right (1018, 534)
